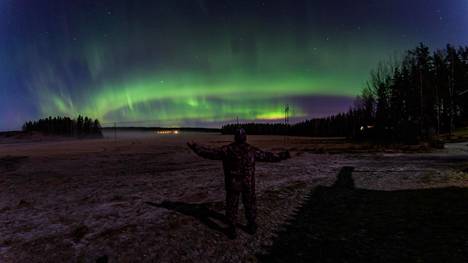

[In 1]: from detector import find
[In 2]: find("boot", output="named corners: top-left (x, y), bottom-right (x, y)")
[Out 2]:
top-left (228, 225), bottom-right (237, 240)
top-left (247, 222), bottom-right (257, 235)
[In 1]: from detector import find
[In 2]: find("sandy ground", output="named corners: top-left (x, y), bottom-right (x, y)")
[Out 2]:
top-left (0, 133), bottom-right (467, 262)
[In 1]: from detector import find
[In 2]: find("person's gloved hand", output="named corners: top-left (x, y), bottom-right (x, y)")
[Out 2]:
top-left (278, 150), bottom-right (291, 160)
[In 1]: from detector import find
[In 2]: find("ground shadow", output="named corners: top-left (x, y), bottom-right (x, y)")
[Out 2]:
top-left (259, 169), bottom-right (468, 262)
top-left (0, 155), bottom-right (28, 172)
top-left (146, 201), bottom-right (231, 236)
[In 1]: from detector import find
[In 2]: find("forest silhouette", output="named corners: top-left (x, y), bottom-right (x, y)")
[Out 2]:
top-left (22, 115), bottom-right (102, 137)
top-left (223, 43), bottom-right (468, 143)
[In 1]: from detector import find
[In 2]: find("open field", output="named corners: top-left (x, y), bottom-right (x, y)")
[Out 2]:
top-left (1, 133), bottom-right (468, 262)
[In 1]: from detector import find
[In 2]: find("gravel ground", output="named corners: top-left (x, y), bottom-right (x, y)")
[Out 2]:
top-left (0, 134), bottom-right (467, 262)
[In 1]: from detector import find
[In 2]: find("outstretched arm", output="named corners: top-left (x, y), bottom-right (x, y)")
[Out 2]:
top-left (255, 148), bottom-right (290, 162)
top-left (187, 141), bottom-right (225, 160)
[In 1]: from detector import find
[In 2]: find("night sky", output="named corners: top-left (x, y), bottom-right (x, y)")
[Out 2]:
top-left (1, 0), bottom-right (467, 130)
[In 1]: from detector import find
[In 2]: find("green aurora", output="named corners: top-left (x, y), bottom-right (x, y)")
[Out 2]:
top-left (2, 0), bottom-right (464, 129)
top-left (29, 26), bottom-right (403, 126)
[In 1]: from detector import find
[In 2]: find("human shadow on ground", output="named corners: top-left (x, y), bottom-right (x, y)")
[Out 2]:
top-left (146, 201), bottom-right (232, 236)
top-left (259, 167), bottom-right (468, 262)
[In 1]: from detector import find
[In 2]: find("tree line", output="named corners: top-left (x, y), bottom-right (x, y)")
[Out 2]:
top-left (22, 116), bottom-right (103, 137)
top-left (221, 113), bottom-right (360, 138)
top-left (222, 43), bottom-right (468, 142)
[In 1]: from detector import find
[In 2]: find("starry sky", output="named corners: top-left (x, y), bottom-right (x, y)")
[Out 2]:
top-left (1, 0), bottom-right (467, 130)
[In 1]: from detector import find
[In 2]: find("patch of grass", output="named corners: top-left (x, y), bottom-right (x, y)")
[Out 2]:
top-left (454, 127), bottom-right (468, 137)
top-left (440, 126), bottom-right (468, 142)
top-left (0, 155), bottom-right (29, 172)
top-left (419, 173), bottom-right (434, 183)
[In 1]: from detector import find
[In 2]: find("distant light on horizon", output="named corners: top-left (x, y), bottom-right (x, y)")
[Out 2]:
top-left (156, 130), bottom-right (180, 135)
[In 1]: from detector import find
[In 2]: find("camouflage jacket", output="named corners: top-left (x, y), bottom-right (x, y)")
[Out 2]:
top-left (189, 142), bottom-right (289, 191)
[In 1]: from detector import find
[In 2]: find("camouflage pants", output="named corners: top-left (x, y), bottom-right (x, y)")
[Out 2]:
top-left (225, 183), bottom-right (256, 226)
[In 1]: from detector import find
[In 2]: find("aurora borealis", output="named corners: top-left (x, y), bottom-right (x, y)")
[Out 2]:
top-left (1, 1), bottom-right (467, 130)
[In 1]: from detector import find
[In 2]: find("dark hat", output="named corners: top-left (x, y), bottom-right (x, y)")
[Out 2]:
top-left (234, 128), bottom-right (247, 143)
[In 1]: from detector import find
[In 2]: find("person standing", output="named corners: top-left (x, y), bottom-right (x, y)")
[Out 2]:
top-left (187, 128), bottom-right (290, 239)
